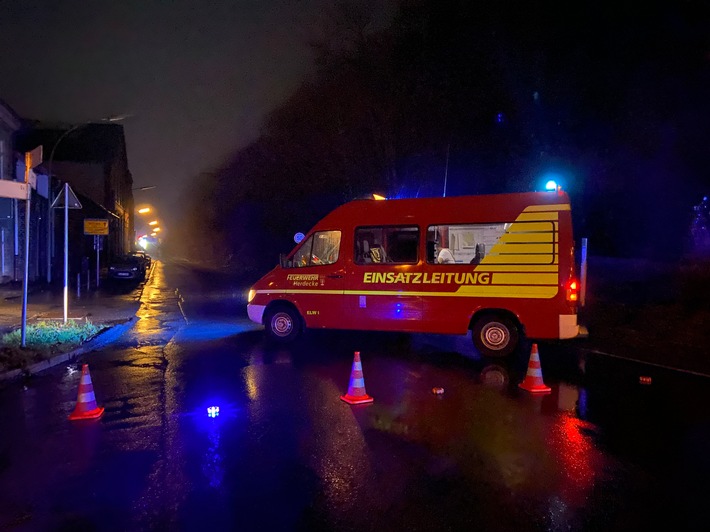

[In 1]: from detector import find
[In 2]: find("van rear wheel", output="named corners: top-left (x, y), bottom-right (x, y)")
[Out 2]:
top-left (472, 314), bottom-right (519, 358)
top-left (265, 306), bottom-right (302, 343)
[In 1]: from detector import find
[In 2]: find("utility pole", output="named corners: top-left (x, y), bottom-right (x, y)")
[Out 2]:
top-left (443, 143), bottom-right (450, 198)
top-left (21, 146), bottom-right (42, 347)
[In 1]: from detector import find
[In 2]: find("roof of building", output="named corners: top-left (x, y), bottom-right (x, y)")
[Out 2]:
top-left (14, 122), bottom-right (128, 165)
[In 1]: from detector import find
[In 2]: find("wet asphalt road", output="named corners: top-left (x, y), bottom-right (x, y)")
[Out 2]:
top-left (0, 261), bottom-right (709, 531)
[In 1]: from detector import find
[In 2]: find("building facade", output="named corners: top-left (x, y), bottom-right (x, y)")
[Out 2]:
top-left (16, 122), bottom-right (135, 282)
top-left (0, 99), bottom-right (22, 281)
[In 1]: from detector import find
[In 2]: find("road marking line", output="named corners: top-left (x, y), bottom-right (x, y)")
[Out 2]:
top-left (582, 348), bottom-right (710, 378)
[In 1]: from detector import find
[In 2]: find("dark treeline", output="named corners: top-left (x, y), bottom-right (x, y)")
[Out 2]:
top-left (172, 0), bottom-right (708, 274)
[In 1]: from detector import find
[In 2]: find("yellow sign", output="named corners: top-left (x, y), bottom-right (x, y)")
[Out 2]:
top-left (84, 219), bottom-right (109, 235)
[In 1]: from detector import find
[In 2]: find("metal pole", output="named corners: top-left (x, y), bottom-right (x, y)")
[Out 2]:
top-left (580, 237), bottom-right (588, 307)
top-left (13, 199), bottom-right (18, 281)
top-left (1, 228), bottom-right (5, 276)
top-left (21, 179), bottom-right (31, 347)
top-left (77, 273), bottom-right (81, 298)
top-left (443, 143), bottom-right (450, 198)
top-left (96, 235), bottom-right (100, 288)
top-left (63, 182), bottom-right (69, 324)
top-left (47, 183), bottom-right (52, 283)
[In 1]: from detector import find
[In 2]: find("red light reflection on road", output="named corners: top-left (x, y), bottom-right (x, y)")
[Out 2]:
top-left (546, 411), bottom-right (597, 505)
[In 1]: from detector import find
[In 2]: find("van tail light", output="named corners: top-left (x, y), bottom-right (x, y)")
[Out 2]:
top-left (565, 278), bottom-right (579, 303)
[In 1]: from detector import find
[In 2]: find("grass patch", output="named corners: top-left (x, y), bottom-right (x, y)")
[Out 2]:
top-left (0, 319), bottom-right (104, 372)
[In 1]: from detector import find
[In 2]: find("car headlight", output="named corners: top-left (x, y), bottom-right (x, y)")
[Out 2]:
top-left (247, 289), bottom-right (256, 303)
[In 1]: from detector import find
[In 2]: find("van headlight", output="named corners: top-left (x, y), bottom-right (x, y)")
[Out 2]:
top-left (247, 289), bottom-right (256, 303)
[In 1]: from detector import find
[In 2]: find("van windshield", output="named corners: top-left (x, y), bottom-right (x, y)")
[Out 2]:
top-left (284, 231), bottom-right (341, 268)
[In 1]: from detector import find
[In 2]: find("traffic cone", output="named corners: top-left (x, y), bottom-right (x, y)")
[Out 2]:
top-left (69, 364), bottom-right (105, 420)
top-left (340, 351), bottom-right (374, 405)
top-left (518, 344), bottom-right (551, 394)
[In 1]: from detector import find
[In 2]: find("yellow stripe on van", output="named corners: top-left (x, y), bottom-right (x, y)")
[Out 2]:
top-left (476, 264), bottom-right (558, 272)
top-left (523, 204), bottom-right (571, 212)
top-left (499, 233), bottom-right (554, 243)
top-left (342, 287), bottom-right (559, 299)
top-left (515, 212), bottom-right (559, 222)
top-left (287, 290), bottom-right (343, 295)
top-left (491, 273), bottom-right (558, 285)
top-left (505, 222), bottom-right (555, 233)
top-left (480, 254), bottom-right (554, 264)
top-left (255, 289), bottom-right (343, 296)
top-left (494, 243), bottom-right (554, 254)
top-left (455, 285), bottom-right (558, 298)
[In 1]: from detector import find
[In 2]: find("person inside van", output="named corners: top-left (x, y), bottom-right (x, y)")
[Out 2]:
top-left (470, 242), bottom-right (485, 264)
top-left (435, 242), bottom-right (455, 264)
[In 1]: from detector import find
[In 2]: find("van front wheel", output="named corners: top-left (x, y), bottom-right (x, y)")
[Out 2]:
top-left (472, 314), bottom-right (519, 358)
top-left (265, 306), bottom-right (302, 343)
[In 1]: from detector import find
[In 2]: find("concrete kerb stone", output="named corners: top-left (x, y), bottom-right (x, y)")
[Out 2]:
top-left (0, 315), bottom-right (139, 383)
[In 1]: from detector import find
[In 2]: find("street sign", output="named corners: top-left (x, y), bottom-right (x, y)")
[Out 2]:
top-left (26, 146), bottom-right (43, 169)
top-left (0, 180), bottom-right (29, 200)
top-left (51, 183), bottom-right (82, 209)
top-left (84, 218), bottom-right (109, 235)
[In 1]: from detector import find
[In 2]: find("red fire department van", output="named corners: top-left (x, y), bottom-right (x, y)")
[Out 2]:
top-left (247, 190), bottom-right (580, 357)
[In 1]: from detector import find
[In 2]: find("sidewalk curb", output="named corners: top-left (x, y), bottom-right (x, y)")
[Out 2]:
top-left (0, 265), bottom-right (154, 384)
top-left (0, 314), bottom-right (141, 385)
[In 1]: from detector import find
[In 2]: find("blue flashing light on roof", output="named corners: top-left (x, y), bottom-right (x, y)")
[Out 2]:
top-left (545, 180), bottom-right (558, 191)
top-left (207, 406), bottom-right (220, 418)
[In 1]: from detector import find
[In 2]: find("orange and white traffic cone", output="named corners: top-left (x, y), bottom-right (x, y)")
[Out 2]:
top-left (69, 364), bottom-right (105, 420)
top-left (340, 351), bottom-right (374, 405)
top-left (518, 343), bottom-right (551, 394)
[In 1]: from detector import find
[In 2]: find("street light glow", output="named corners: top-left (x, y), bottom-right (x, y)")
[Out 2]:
top-left (153, 227), bottom-right (161, 232)
top-left (137, 207), bottom-right (150, 214)
top-left (148, 220), bottom-right (158, 225)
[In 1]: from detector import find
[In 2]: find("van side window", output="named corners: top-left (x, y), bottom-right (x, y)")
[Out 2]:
top-left (427, 223), bottom-right (513, 264)
top-left (355, 226), bottom-right (418, 264)
top-left (291, 231), bottom-right (341, 267)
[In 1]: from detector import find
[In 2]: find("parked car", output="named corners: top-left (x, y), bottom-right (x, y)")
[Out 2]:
top-left (108, 255), bottom-right (145, 280)
top-left (131, 250), bottom-right (151, 270)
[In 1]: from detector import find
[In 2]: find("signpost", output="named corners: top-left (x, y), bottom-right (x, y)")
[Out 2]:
top-left (84, 218), bottom-right (108, 287)
top-left (18, 147), bottom-right (43, 346)
top-left (51, 183), bottom-right (82, 323)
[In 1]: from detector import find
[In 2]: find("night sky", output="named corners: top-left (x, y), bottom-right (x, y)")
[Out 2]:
top-left (0, 0), bottom-right (394, 228)
top-left (1, 1), bottom-right (707, 261)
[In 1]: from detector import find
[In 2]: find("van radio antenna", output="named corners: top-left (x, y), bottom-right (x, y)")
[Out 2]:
top-left (443, 143), bottom-right (450, 197)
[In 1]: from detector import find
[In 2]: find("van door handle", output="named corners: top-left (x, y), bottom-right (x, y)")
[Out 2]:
top-left (327, 274), bottom-right (343, 279)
